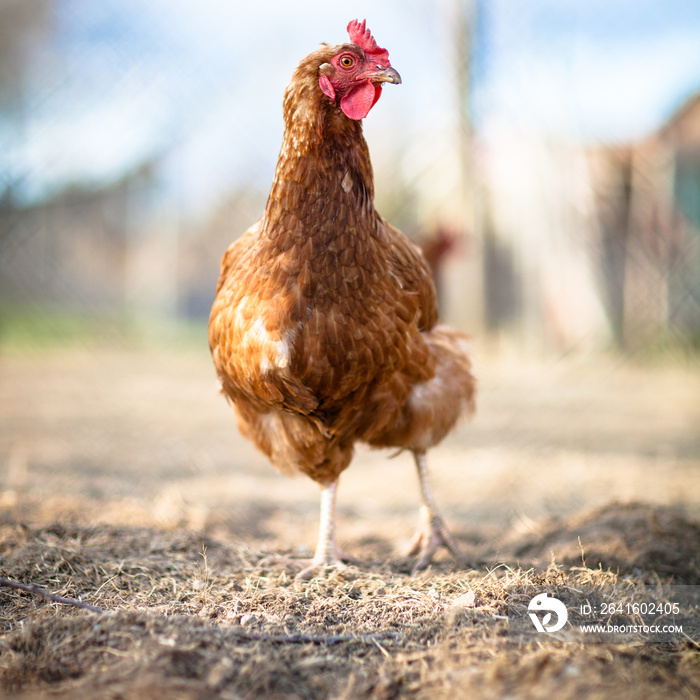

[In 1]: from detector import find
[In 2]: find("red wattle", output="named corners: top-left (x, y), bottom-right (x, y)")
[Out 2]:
top-left (340, 82), bottom-right (380, 120)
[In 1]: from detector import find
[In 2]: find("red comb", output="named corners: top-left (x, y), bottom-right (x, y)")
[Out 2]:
top-left (347, 19), bottom-right (390, 64)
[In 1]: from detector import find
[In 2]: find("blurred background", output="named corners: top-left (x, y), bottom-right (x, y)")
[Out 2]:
top-left (0, 0), bottom-right (699, 541)
top-left (1, 0), bottom-right (700, 356)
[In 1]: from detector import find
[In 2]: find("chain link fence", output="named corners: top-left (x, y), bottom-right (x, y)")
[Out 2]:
top-left (0, 0), bottom-right (699, 356)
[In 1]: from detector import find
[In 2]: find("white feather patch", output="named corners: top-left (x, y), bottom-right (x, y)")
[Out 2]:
top-left (232, 300), bottom-right (293, 373)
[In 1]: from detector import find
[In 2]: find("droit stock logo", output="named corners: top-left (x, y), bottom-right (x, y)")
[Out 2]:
top-left (527, 592), bottom-right (569, 633)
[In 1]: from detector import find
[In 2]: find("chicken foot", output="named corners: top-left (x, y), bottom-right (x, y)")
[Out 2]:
top-left (292, 479), bottom-right (359, 580)
top-left (407, 451), bottom-right (464, 571)
top-left (260, 479), bottom-right (356, 580)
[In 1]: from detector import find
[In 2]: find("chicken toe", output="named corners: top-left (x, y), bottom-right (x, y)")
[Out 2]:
top-left (294, 547), bottom-right (356, 582)
top-left (407, 505), bottom-right (463, 571)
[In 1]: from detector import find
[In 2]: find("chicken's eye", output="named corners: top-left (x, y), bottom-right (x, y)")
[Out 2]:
top-left (339, 55), bottom-right (355, 68)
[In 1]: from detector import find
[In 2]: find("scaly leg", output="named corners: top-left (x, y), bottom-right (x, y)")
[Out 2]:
top-left (296, 479), bottom-right (358, 581)
top-left (312, 479), bottom-right (343, 566)
top-left (259, 478), bottom-right (355, 579)
top-left (407, 451), bottom-right (463, 570)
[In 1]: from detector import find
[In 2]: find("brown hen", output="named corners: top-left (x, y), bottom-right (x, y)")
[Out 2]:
top-left (209, 20), bottom-right (476, 573)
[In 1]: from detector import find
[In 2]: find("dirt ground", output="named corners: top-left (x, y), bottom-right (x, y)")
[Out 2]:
top-left (0, 346), bottom-right (699, 699)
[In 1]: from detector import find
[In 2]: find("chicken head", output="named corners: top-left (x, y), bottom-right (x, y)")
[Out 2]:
top-left (318, 19), bottom-right (401, 120)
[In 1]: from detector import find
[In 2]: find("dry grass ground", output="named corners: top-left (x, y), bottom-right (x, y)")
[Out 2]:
top-left (0, 347), bottom-right (699, 699)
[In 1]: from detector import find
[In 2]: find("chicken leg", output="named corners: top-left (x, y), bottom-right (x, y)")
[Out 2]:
top-left (287, 479), bottom-right (357, 581)
top-left (311, 479), bottom-right (344, 566)
top-left (407, 450), bottom-right (463, 570)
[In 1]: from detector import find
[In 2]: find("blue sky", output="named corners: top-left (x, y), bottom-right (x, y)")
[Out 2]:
top-left (3, 0), bottom-right (700, 208)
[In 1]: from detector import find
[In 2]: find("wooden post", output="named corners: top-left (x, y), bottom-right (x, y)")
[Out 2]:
top-left (442, 0), bottom-right (485, 336)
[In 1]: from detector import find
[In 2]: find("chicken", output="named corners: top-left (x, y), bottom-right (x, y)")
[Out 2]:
top-left (209, 19), bottom-right (476, 573)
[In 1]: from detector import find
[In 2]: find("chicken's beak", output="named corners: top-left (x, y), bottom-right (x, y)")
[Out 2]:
top-left (369, 66), bottom-right (402, 85)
